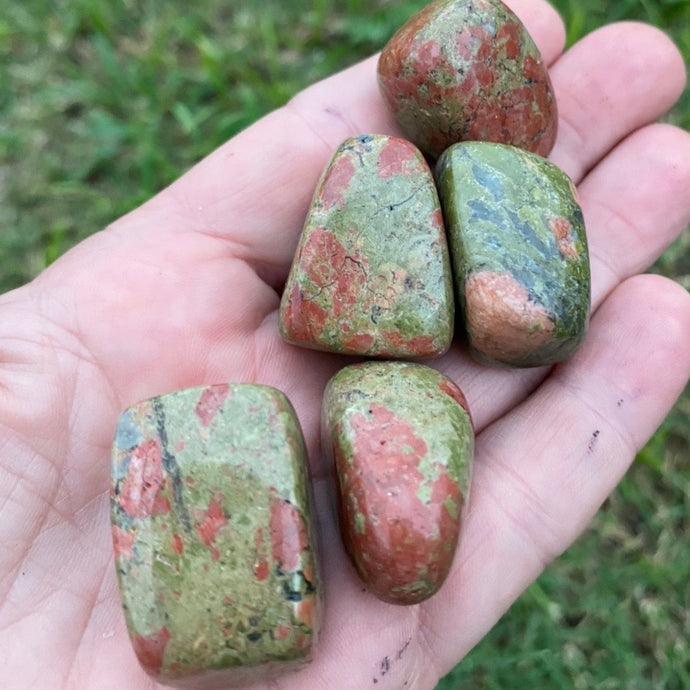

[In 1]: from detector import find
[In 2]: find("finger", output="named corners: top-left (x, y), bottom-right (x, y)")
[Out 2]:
top-left (422, 274), bottom-right (690, 676)
top-left (548, 22), bottom-right (686, 183)
top-left (580, 124), bottom-right (690, 308)
top-left (124, 0), bottom-right (565, 283)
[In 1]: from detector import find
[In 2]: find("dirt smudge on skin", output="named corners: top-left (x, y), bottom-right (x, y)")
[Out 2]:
top-left (372, 637), bottom-right (413, 684)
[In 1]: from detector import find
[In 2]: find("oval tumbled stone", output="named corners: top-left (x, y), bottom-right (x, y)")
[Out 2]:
top-left (279, 134), bottom-right (454, 358)
top-left (377, 0), bottom-right (557, 160)
top-left (322, 361), bottom-right (474, 605)
top-left (110, 383), bottom-right (320, 688)
top-left (435, 141), bottom-right (591, 367)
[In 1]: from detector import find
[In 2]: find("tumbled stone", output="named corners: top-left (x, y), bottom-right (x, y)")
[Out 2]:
top-left (322, 361), bottom-right (474, 605)
top-left (435, 141), bottom-right (591, 367)
top-left (110, 384), bottom-right (320, 689)
top-left (279, 134), bottom-right (454, 358)
top-left (377, 0), bottom-right (557, 160)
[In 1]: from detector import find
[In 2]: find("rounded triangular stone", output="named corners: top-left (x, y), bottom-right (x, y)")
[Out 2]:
top-left (435, 141), bottom-right (591, 367)
top-left (280, 134), bottom-right (454, 359)
top-left (377, 0), bottom-right (557, 160)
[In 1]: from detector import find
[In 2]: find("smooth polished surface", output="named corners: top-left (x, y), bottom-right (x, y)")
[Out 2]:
top-left (280, 134), bottom-right (454, 359)
top-left (322, 361), bottom-right (474, 605)
top-left (111, 384), bottom-right (320, 688)
top-left (436, 141), bottom-right (591, 367)
top-left (378, 0), bottom-right (557, 159)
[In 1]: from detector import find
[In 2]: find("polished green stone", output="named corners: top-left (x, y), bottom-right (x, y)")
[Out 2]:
top-left (435, 142), bottom-right (591, 367)
top-left (110, 384), bottom-right (320, 688)
top-left (322, 361), bottom-right (474, 605)
top-left (280, 134), bottom-right (454, 358)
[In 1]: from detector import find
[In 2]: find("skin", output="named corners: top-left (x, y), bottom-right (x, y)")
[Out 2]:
top-left (0, 1), bottom-right (689, 688)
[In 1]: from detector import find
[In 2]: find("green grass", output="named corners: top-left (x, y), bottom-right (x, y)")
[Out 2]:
top-left (1, 0), bottom-right (688, 687)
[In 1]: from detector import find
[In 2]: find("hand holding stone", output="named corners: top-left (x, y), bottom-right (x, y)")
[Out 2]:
top-left (0, 1), bottom-right (688, 688)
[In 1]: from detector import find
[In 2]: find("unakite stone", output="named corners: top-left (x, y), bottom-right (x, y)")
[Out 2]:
top-left (377, 0), bottom-right (557, 160)
top-left (110, 384), bottom-right (320, 689)
top-left (279, 134), bottom-right (454, 358)
top-left (322, 362), bottom-right (474, 605)
top-left (435, 142), bottom-right (591, 367)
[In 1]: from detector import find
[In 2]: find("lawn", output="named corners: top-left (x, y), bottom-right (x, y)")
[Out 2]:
top-left (1, 0), bottom-right (688, 687)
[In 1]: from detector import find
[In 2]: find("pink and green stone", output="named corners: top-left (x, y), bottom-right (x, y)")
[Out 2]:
top-left (322, 362), bottom-right (474, 605)
top-left (279, 134), bottom-right (454, 358)
top-left (377, 0), bottom-right (557, 160)
top-left (110, 384), bottom-right (321, 688)
top-left (435, 141), bottom-right (591, 367)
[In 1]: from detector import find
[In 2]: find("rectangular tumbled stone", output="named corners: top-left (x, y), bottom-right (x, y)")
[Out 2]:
top-left (110, 383), bottom-right (320, 689)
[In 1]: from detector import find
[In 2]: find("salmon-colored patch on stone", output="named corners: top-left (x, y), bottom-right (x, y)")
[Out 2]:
top-left (340, 403), bottom-right (461, 603)
top-left (416, 38), bottom-right (443, 67)
top-left (302, 227), bottom-right (346, 289)
top-left (282, 225), bottom-right (372, 349)
top-left (269, 493), bottom-right (308, 573)
top-left (465, 270), bottom-right (554, 362)
top-left (151, 489), bottom-right (171, 516)
top-left (196, 497), bottom-right (228, 549)
top-left (377, 2), bottom-right (441, 81)
top-left (349, 404), bottom-right (427, 475)
top-left (281, 284), bottom-right (329, 344)
top-left (342, 332), bottom-right (375, 353)
top-left (550, 217), bottom-right (578, 258)
top-left (497, 19), bottom-right (521, 59)
top-left (118, 440), bottom-right (168, 519)
top-left (431, 208), bottom-right (444, 229)
top-left (438, 379), bottom-right (471, 416)
top-left (112, 525), bottom-right (135, 560)
top-left (171, 533), bottom-right (184, 556)
top-left (296, 598), bottom-right (315, 627)
top-left (300, 227), bottom-right (368, 299)
top-left (275, 625), bottom-right (292, 640)
top-left (132, 627), bottom-right (171, 673)
top-left (194, 385), bottom-right (230, 427)
top-left (253, 559), bottom-right (269, 582)
top-left (377, 137), bottom-right (417, 178)
top-left (382, 330), bottom-right (438, 357)
top-left (319, 154), bottom-right (356, 210)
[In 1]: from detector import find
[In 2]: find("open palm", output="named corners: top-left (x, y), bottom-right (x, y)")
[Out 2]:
top-left (1, 1), bottom-right (689, 688)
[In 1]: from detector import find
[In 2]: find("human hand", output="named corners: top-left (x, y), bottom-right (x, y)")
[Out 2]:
top-left (1, 0), bottom-right (688, 687)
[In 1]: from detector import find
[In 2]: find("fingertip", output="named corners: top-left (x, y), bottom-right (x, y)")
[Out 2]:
top-left (615, 273), bottom-right (690, 352)
top-left (594, 21), bottom-right (687, 98)
top-left (549, 20), bottom-right (687, 181)
top-left (628, 122), bottom-right (690, 175)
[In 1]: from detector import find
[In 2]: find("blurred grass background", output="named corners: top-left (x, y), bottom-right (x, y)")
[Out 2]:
top-left (0, 0), bottom-right (687, 686)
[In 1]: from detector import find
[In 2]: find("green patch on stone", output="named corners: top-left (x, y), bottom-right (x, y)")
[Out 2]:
top-left (444, 495), bottom-right (459, 520)
top-left (417, 482), bottom-right (433, 505)
top-left (354, 511), bottom-right (366, 535)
